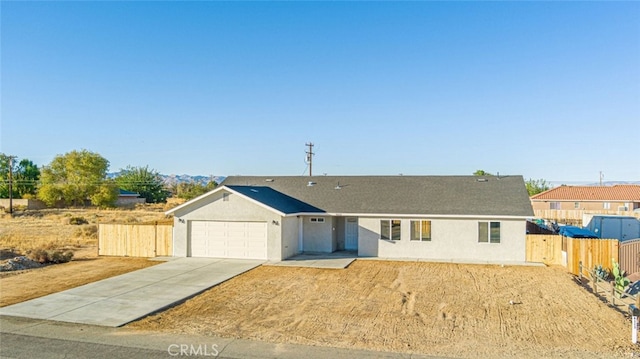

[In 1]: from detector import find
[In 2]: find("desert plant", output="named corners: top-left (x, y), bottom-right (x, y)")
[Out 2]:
top-left (612, 258), bottom-right (630, 294)
top-left (593, 264), bottom-right (610, 281)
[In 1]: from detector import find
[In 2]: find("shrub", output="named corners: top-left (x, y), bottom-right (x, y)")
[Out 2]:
top-left (26, 248), bottom-right (74, 264)
top-left (27, 248), bottom-right (50, 263)
top-left (68, 216), bottom-right (89, 225)
top-left (49, 250), bottom-right (74, 264)
top-left (74, 224), bottom-right (98, 238)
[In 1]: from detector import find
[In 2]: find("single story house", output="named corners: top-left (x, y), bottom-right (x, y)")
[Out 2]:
top-left (166, 175), bottom-right (534, 263)
top-left (116, 189), bottom-right (146, 207)
top-left (530, 185), bottom-right (640, 212)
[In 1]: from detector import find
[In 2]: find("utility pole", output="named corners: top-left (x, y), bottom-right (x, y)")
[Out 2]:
top-left (8, 155), bottom-right (16, 216)
top-left (305, 142), bottom-right (314, 177)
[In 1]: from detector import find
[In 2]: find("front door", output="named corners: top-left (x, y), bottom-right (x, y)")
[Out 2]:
top-left (345, 217), bottom-right (358, 250)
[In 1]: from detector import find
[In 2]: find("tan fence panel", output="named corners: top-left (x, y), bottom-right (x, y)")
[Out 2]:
top-left (567, 238), bottom-right (619, 275)
top-left (526, 235), bottom-right (563, 265)
top-left (534, 209), bottom-right (640, 224)
top-left (155, 225), bottom-right (173, 256)
top-left (619, 239), bottom-right (640, 275)
top-left (98, 224), bottom-right (173, 257)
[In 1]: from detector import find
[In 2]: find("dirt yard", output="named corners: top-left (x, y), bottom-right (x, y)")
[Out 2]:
top-left (131, 261), bottom-right (637, 358)
top-left (0, 257), bottom-right (158, 307)
top-left (0, 207), bottom-right (169, 306)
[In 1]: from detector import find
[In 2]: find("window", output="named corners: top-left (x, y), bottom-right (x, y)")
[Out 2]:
top-left (603, 202), bottom-right (611, 210)
top-left (222, 193), bottom-right (229, 202)
top-left (479, 221), bottom-right (500, 243)
top-left (410, 220), bottom-right (431, 241)
top-left (380, 220), bottom-right (401, 240)
top-left (574, 202), bottom-right (580, 209)
top-left (550, 202), bottom-right (561, 210)
top-left (310, 217), bottom-right (325, 223)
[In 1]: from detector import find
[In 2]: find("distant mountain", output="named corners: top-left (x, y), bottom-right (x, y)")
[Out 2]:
top-left (160, 174), bottom-right (226, 186)
top-left (108, 172), bottom-right (226, 185)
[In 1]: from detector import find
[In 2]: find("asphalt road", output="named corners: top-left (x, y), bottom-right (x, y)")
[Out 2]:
top-left (1, 333), bottom-right (170, 359)
top-left (0, 315), bottom-right (447, 359)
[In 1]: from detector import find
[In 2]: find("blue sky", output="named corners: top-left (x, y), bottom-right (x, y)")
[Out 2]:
top-left (1, 1), bottom-right (639, 183)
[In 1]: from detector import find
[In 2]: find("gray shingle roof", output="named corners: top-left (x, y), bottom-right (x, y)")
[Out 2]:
top-left (222, 175), bottom-right (534, 217)
top-left (227, 186), bottom-right (324, 214)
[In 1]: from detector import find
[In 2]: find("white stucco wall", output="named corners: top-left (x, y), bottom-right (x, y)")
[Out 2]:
top-left (280, 216), bottom-right (301, 259)
top-left (358, 217), bottom-right (526, 263)
top-left (302, 216), bottom-right (334, 252)
top-left (171, 189), bottom-right (285, 261)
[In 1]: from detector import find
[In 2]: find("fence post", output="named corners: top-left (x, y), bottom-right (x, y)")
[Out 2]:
top-left (593, 275), bottom-right (598, 294)
top-left (612, 285), bottom-right (616, 306)
top-left (579, 261), bottom-right (583, 283)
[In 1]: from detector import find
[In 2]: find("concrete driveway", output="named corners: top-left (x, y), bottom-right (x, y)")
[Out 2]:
top-left (0, 258), bottom-right (263, 327)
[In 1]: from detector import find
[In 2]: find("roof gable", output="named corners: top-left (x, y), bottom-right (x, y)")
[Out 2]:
top-left (531, 185), bottom-right (640, 201)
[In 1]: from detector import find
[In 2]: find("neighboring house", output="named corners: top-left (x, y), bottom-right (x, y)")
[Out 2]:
top-left (530, 185), bottom-right (640, 212)
top-left (166, 175), bottom-right (533, 263)
top-left (116, 189), bottom-right (146, 207)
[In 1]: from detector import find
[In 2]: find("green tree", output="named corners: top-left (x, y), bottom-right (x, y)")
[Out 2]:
top-left (90, 179), bottom-right (119, 208)
top-left (0, 154), bottom-right (40, 198)
top-left (37, 149), bottom-right (117, 207)
top-left (473, 170), bottom-right (493, 176)
top-left (175, 180), bottom-right (217, 201)
top-left (14, 159), bottom-right (40, 198)
top-left (526, 178), bottom-right (550, 196)
top-left (115, 166), bottom-right (168, 203)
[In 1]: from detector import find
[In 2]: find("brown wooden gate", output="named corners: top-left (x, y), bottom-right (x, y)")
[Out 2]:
top-left (619, 238), bottom-right (640, 275)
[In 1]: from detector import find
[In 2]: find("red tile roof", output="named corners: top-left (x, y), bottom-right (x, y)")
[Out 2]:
top-left (531, 185), bottom-right (640, 201)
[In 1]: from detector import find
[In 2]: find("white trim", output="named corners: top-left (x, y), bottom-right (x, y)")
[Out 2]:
top-left (284, 212), bottom-right (530, 220)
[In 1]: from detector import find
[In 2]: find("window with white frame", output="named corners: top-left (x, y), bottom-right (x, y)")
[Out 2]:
top-left (310, 217), bottom-right (325, 223)
top-left (410, 220), bottom-right (431, 241)
top-left (380, 220), bottom-right (401, 240)
top-left (550, 202), bottom-right (561, 210)
top-left (574, 202), bottom-right (580, 209)
top-left (479, 221), bottom-right (500, 243)
top-left (603, 202), bottom-right (611, 209)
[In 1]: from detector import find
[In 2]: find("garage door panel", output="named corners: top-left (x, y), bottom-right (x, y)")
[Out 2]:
top-left (190, 221), bottom-right (267, 260)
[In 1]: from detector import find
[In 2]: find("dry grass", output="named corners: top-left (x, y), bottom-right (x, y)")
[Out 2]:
top-left (0, 207), bottom-right (169, 255)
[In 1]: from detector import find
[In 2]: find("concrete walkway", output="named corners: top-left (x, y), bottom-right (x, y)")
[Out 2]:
top-left (0, 258), bottom-right (263, 327)
top-left (266, 251), bottom-right (357, 269)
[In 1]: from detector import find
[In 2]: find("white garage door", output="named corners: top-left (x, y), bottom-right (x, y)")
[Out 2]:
top-left (190, 221), bottom-right (267, 259)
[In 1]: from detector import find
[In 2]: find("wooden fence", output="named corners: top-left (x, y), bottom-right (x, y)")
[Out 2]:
top-left (525, 235), bottom-right (563, 265)
top-left (619, 238), bottom-right (640, 275)
top-left (98, 223), bottom-right (173, 257)
top-left (566, 237), bottom-right (618, 276)
top-left (534, 209), bottom-right (640, 225)
top-left (526, 234), bottom-right (619, 275)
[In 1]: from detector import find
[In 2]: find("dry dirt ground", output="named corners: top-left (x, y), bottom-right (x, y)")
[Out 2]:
top-left (131, 261), bottom-right (638, 359)
top-left (0, 207), bottom-right (168, 307)
top-left (0, 257), bottom-right (158, 307)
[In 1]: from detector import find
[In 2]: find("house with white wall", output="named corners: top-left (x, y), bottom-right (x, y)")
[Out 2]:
top-left (166, 175), bottom-right (534, 263)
